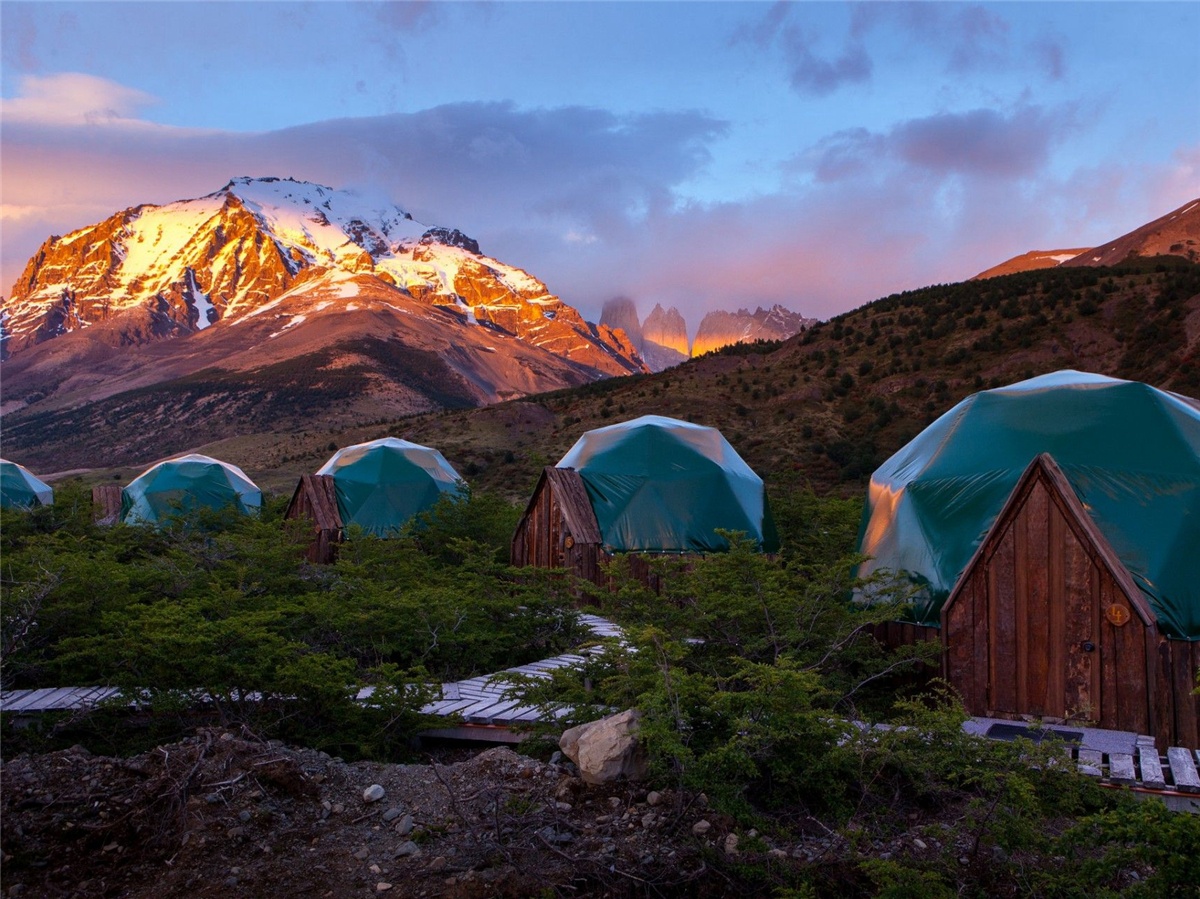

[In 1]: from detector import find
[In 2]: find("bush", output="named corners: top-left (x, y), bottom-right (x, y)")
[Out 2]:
top-left (1, 484), bottom-right (580, 760)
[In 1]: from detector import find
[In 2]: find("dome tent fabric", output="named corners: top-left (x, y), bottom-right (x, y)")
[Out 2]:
top-left (122, 454), bottom-right (262, 525)
top-left (0, 458), bottom-right (54, 510)
top-left (316, 437), bottom-right (464, 537)
top-left (856, 370), bottom-right (1200, 639)
top-left (557, 414), bottom-right (779, 554)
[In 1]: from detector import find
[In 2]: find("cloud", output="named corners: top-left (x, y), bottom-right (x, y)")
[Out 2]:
top-left (781, 28), bottom-right (871, 96)
top-left (0, 93), bottom-right (726, 297)
top-left (745, 2), bottom-right (1063, 97)
top-left (892, 106), bottom-right (1064, 178)
top-left (797, 105), bottom-right (1067, 184)
top-left (2, 76), bottom-right (1194, 331)
top-left (0, 73), bottom-right (159, 125)
top-left (736, 5), bottom-right (871, 96)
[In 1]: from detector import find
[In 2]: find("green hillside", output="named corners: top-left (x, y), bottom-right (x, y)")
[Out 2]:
top-left (367, 258), bottom-right (1200, 501)
top-left (8, 259), bottom-right (1199, 500)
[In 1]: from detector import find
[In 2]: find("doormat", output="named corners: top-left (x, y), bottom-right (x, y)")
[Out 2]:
top-left (986, 723), bottom-right (1084, 744)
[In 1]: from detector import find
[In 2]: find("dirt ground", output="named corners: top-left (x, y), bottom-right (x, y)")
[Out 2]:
top-left (1, 727), bottom-right (767, 898)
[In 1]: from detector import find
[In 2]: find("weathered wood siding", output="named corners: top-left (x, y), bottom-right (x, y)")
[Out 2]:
top-left (284, 475), bottom-right (343, 564)
top-left (511, 468), bottom-right (607, 587)
top-left (935, 454), bottom-right (1198, 749)
top-left (91, 484), bottom-right (123, 525)
top-left (512, 467), bottom-right (703, 593)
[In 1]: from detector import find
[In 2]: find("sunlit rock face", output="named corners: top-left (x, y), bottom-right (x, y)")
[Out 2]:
top-left (642, 303), bottom-right (690, 368)
top-left (691, 305), bottom-right (815, 358)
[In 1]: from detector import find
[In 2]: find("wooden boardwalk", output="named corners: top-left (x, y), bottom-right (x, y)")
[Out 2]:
top-left (3, 612), bottom-right (1198, 808)
top-left (0, 614), bottom-right (626, 744)
top-left (405, 612), bottom-right (622, 742)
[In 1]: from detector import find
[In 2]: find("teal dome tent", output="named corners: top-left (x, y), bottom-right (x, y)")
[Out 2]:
top-left (557, 414), bottom-right (778, 553)
top-left (122, 454), bottom-right (262, 525)
top-left (316, 438), bottom-right (464, 537)
top-left (856, 371), bottom-right (1200, 639)
top-left (0, 458), bottom-right (54, 510)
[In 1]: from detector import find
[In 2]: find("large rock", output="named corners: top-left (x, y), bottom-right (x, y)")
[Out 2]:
top-left (559, 709), bottom-right (649, 785)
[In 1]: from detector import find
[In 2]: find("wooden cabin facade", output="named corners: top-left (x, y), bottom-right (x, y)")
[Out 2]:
top-left (888, 454), bottom-right (1199, 749)
top-left (511, 467), bottom-right (606, 586)
top-left (511, 466), bottom-right (683, 592)
top-left (284, 475), bottom-right (343, 564)
top-left (91, 484), bottom-right (123, 525)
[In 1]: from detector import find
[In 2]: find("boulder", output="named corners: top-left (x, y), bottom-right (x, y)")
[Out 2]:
top-left (559, 709), bottom-right (649, 785)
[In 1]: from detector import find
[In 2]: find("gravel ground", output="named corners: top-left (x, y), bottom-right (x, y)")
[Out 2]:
top-left (1, 727), bottom-right (754, 898)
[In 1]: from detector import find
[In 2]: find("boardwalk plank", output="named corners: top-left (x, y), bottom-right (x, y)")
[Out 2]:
top-left (1167, 747), bottom-right (1200, 793)
top-left (1107, 752), bottom-right (1136, 784)
top-left (1138, 746), bottom-right (1167, 789)
top-left (1077, 749), bottom-right (1103, 777)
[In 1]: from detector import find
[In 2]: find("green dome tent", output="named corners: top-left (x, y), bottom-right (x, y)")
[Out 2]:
top-left (856, 370), bottom-right (1200, 639)
top-left (122, 454), bottom-right (262, 525)
top-left (316, 438), bottom-right (464, 537)
top-left (557, 414), bottom-right (779, 553)
top-left (0, 458), bottom-right (54, 510)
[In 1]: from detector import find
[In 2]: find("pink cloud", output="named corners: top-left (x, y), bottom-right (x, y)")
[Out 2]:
top-left (1, 84), bottom-right (1194, 332)
top-left (0, 72), bottom-right (159, 125)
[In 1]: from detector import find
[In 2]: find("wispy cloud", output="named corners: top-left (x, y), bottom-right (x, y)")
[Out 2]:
top-left (1, 73), bottom-right (159, 125)
top-left (744, 2), bottom-right (1065, 97)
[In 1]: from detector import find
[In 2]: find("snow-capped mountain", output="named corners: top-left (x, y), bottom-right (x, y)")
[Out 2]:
top-left (1, 178), bottom-right (645, 417)
top-left (4, 177), bottom-right (641, 366)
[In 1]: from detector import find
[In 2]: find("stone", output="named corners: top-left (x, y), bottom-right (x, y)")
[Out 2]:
top-left (381, 807), bottom-right (404, 823)
top-left (724, 833), bottom-right (739, 855)
top-left (393, 815), bottom-right (414, 837)
top-left (363, 784), bottom-right (386, 803)
top-left (913, 838), bottom-right (927, 850)
top-left (353, 848), bottom-right (370, 860)
top-left (376, 883), bottom-right (393, 892)
top-left (429, 857), bottom-right (447, 872)
top-left (692, 820), bottom-right (711, 836)
top-left (537, 826), bottom-right (574, 845)
top-left (394, 841), bottom-right (420, 858)
top-left (559, 709), bottom-right (649, 785)
top-left (645, 790), bottom-right (663, 807)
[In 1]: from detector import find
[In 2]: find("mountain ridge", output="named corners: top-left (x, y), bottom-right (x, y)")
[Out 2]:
top-left (1, 177), bottom-right (647, 417)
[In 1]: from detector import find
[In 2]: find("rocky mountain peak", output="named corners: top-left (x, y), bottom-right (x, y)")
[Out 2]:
top-left (599, 297), bottom-right (644, 350)
top-left (1, 177), bottom-right (647, 411)
top-left (692, 305), bottom-right (815, 358)
top-left (419, 227), bottom-right (480, 255)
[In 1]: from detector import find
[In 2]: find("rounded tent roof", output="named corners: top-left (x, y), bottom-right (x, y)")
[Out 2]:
top-left (857, 370), bottom-right (1200, 639)
top-left (557, 414), bottom-right (778, 553)
top-left (316, 437), bottom-right (464, 537)
top-left (0, 458), bottom-right (54, 510)
top-left (122, 454), bottom-right (262, 525)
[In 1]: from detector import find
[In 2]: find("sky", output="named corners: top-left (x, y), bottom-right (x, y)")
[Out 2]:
top-left (2, 1), bottom-right (1198, 326)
